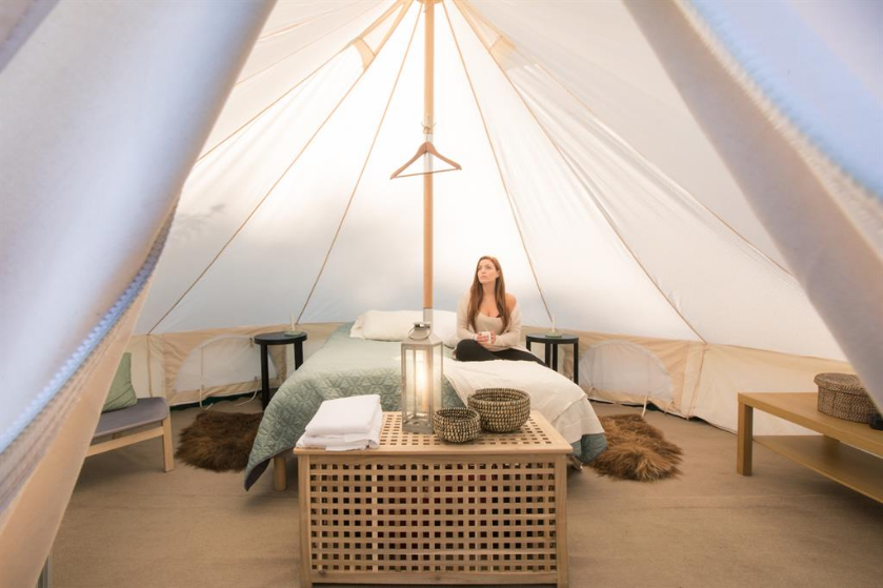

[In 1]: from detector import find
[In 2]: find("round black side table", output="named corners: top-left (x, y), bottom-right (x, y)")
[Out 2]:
top-left (254, 331), bottom-right (307, 409)
top-left (525, 333), bottom-right (580, 384)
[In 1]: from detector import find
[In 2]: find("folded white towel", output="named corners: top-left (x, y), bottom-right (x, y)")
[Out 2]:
top-left (297, 408), bottom-right (383, 451)
top-left (304, 394), bottom-right (381, 438)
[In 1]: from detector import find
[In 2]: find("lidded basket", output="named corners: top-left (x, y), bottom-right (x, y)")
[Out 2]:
top-left (814, 373), bottom-right (875, 424)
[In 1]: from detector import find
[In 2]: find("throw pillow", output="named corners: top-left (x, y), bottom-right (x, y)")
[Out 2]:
top-left (102, 352), bottom-right (138, 412)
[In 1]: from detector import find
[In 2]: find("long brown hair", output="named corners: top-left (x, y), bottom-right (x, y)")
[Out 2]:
top-left (467, 256), bottom-right (510, 332)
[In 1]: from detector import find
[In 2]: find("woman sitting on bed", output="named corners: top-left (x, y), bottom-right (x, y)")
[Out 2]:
top-left (455, 255), bottom-right (544, 365)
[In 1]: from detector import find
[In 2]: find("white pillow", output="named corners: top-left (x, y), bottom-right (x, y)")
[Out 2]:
top-left (352, 310), bottom-right (423, 341)
top-left (349, 313), bottom-right (367, 339)
top-left (350, 309), bottom-right (460, 346)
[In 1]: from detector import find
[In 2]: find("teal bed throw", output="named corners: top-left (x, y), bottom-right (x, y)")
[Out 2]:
top-left (245, 325), bottom-right (605, 489)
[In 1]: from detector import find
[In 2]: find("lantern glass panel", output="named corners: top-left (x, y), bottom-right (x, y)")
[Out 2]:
top-left (401, 323), bottom-right (443, 433)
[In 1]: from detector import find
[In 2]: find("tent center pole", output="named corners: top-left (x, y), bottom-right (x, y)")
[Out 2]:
top-left (423, 0), bottom-right (435, 312)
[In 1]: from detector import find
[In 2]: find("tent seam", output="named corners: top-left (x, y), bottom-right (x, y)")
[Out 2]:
top-left (148, 1), bottom-right (415, 334)
top-left (685, 343), bottom-right (708, 417)
top-left (295, 4), bottom-right (422, 325)
top-left (530, 61), bottom-right (796, 278)
top-left (555, 144), bottom-right (709, 342)
top-left (453, 0), bottom-right (707, 344)
top-left (256, 0), bottom-right (362, 41)
top-left (442, 0), bottom-right (556, 328)
top-left (456, 1), bottom-right (795, 276)
top-left (198, 1), bottom-right (401, 164)
top-left (236, 1), bottom-right (382, 88)
top-left (0, 214), bottom-right (173, 461)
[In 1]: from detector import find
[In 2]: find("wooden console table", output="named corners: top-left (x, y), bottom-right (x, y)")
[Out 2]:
top-left (737, 392), bottom-right (883, 502)
top-left (295, 411), bottom-right (572, 587)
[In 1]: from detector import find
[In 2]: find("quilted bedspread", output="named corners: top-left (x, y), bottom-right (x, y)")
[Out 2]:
top-left (244, 325), bottom-right (605, 489)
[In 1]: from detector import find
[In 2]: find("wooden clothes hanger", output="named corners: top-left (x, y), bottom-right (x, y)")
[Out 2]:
top-left (390, 141), bottom-right (462, 179)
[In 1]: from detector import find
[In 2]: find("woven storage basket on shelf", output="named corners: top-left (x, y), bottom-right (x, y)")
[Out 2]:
top-left (433, 408), bottom-right (481, 443)
top-left (467, 388), bottom-right (531, 433)
top-left (815, 373), bottom-right (875, 424)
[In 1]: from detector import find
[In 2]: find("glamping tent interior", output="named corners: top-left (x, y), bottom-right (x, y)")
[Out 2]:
top-left (1, 0), bottom-right (881, 586)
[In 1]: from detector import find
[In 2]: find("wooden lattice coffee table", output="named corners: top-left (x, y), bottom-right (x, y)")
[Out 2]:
top-left (295, 411), bottom-right (573, 587)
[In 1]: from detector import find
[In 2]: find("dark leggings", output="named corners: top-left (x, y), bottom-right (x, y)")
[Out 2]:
top-left (455, 339), bottom-right (545, 365)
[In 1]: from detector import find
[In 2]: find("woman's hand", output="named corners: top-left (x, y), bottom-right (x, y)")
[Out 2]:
top-left (475, 331), bottom-right (496, 346)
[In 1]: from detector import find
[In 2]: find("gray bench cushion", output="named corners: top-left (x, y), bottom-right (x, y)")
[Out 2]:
top-left (94, 397), bottom-right (169, 437)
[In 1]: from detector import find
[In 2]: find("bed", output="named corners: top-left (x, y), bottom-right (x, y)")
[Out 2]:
top-left (244, 324), bottom-right (606, 489)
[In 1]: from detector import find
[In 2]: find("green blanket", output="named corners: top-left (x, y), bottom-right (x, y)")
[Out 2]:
top-left (245, 325), bottom-right (605, 489)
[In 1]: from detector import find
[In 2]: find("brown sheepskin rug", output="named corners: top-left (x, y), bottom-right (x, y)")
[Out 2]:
top-left (175, 411), bottom-right (263, 472)
top-left (590, 414), bottom-right (683, 482)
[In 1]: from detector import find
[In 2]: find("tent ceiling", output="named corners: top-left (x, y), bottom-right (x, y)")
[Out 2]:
top-left (136, 0), bottom-right (847, 361)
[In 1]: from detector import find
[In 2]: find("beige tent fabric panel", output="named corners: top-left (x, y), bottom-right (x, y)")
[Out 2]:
top-left (125, 334), bottom-right (166, 399)
top-left (140, 323), bottom-right (344, 406)
top-left (361, 0), bottom-right (411, 55)
top-left (292, 4), bottom-right (424, 325)
top-left (269, 346), bottom-right (289, 384)
top-left (159, 325), bottom-right (282, 404)
top-left (257, 0), bottom-right (364, 37)
top-left (557, 327), bottom-right (693, 414)
top-left (555, 324), bottom-right (855, 435)
top-left (247, 1), bottom-right (372, 66)
top-left (625, 0), bottom-right (883, 402)
top-left (153, 322), bottom-right (694, 411)
top-left (464, 0), bottom-right (788, 268)
top-left (0, 289), bottom-right (147, 588)
top-left (171, 383), bottom-right (264, 408)
top-left (200, 0), bottom-right (395, 156)
top-left (299, 4), bottom-right (548, 326)
top-left (456, 1), bottom-right (843, 361)
top-left (445, 4), bottom-right (701, 341)
top-left (567, 326), bottom-right (855, 436)
top-left (133, 320), bottom-right (856, 440)
top-left (679, 343), bottom-right (709, 418)
top-left (508, 65), bottom-right (841, 358)
top-left (146, 5), bottom-right (421, 334)
top-left (692, 345), bottom-right (854, 436)
top-left (136, 49), bottom-right (367, 334)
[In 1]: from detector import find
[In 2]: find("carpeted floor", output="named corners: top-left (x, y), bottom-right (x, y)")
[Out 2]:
top-left (53, 399), bottom-right (883, 588)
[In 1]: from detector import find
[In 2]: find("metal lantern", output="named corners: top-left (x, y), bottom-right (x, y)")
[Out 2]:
top-left (401, 322), bottom-right (443, 433)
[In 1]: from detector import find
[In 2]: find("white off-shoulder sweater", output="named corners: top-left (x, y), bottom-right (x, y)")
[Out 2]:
top-left (456, 291), bottom-right (524, 352)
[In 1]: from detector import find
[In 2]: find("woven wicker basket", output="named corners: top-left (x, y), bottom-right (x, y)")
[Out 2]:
top-left (468, 388), bottom-right (531, 433)
top-left (433, 408), bottom-right (481, 443)
top-left (815, 373), bottom-right (875, 424)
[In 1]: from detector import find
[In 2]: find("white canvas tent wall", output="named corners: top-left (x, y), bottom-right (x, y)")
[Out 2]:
top-left (131, 0), bottom-right (878, 427)
top-left (1, 1), bottom-right (881, 586)
top-left (0, 3), bottom-right (275, 586)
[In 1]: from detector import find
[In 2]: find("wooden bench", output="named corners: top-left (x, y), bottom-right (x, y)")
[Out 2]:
top-left (737, 392), bottom-right (883, 503)
top-left (88, 397), bottom-right (174, 471)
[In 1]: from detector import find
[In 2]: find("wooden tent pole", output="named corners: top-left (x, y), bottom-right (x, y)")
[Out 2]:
top-left (423, 0), bottom-right (435, 311)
